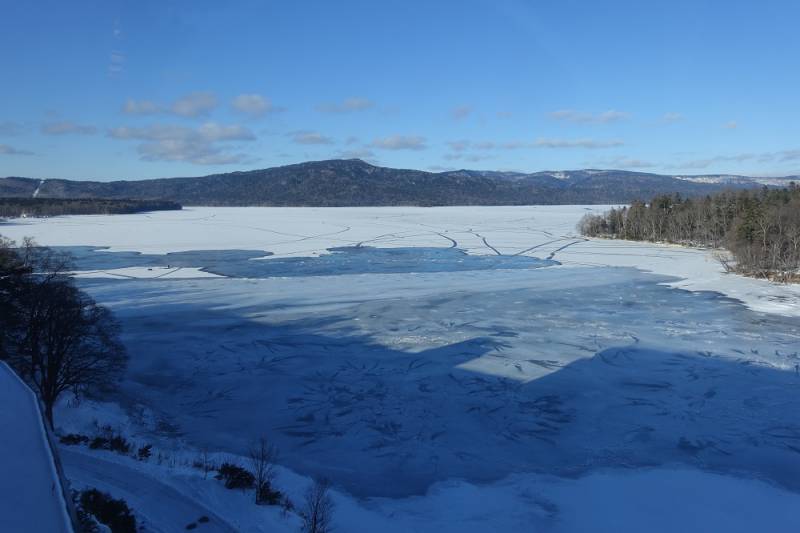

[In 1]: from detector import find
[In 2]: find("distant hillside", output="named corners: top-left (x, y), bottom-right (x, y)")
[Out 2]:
top-left (1, 159), bottom-right (796, 207)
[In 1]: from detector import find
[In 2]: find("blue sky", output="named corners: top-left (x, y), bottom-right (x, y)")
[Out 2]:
top-left (1, 0), bottom-right (799, 180)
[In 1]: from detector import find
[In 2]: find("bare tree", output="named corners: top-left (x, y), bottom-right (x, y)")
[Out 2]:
top-left (579, 185), bottom-right (800, 282)
top-left (249, 436), bottom-right (279, 505)
top-left (300, 478), bottom-right (334, 533)
top-left (1, 239), bottom-right (127, 426)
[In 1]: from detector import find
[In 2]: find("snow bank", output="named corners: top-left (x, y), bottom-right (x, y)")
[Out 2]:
top-left (0, 362), bottom-right (73, 533)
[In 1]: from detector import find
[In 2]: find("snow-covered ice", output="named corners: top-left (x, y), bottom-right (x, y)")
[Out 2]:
top-left (3, 206), bottom-right (800, 531)
top-left (4, 205), bottom-right (799, 315)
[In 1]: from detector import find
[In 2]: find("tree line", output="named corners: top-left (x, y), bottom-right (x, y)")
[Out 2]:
top-left (579, 184), bottom-right (800, 281)
top-left (0, 198), bottom-right (181, 218)
top-left (0, 235), bottom-right (127, 425)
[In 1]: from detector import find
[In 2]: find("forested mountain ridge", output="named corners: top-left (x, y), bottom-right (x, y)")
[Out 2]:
top-left (2, 159), bottom-right (796, 206)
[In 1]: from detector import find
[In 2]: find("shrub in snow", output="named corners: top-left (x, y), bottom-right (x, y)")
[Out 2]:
top-left (216, 462), bottom-right (255, 490)
top-left (192, 449), bottom-right (215, 479)
top-left (300, 478), bottom-right (334, 533)
top-left (59, 433), bottom-right (89, 445)
top-left (79, 488), bottom-right (137, 533)
top-left (137, 444), bottom-right (152, 460)
top-left (89, 434), bottom-right (131, 454)
top-left (249, 436), bottom-right (281, 505)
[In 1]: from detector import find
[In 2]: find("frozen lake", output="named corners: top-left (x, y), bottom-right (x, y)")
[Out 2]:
top-left (3, 206), bottom-right (800, 498)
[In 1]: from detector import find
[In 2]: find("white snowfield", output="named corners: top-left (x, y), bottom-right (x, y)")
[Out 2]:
top-left (3, 205), bottom-right (798, 316)
top-left (0, 363), bottom-right (73, 533)
top-left (3, 206), bottom-right (800, 532)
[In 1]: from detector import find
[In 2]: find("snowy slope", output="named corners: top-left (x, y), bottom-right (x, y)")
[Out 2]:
top-left (0, 362), bottom-right (73, 533)
top-left (55, 438), bottom-right (800, 533)
top-left (3, 206), bottom-right (800, 531)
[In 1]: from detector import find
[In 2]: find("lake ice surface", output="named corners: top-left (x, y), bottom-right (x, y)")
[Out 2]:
top-left (3, 206), bottom-right (799, 500)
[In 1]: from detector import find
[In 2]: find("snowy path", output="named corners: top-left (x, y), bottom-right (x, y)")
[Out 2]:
top-left (61, 448), bottom-right (236, 533)
top-left (0, 363), bottom-right (73, 533)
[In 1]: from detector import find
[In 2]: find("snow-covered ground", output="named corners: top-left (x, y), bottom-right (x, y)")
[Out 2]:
top-left (0, 363), bottom-right (73, 533)
top-left (4, 206), bottom-right (798, 315)
top-left (2, 206), bottom-right (800, 531)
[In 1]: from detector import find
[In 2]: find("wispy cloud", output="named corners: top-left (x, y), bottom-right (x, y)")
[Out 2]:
top-left (450, 105), bottom-right (473, 120)
top-left (447, 140), bottom-right (496, 152)
top-left (108, 50), bottom-right (125, 76)
top-left (289, 130), bottom-right (334, 145)
top-left (122, 99), bottom-right (161, 115)
top-left (590, 156), bottom-right (656, 169)
top-left (0, 121), bottom-right (26, 136)
top-left (724, 121), bottom-right (738, 130)
top-left (337, 148), bottom-right (376, 160)
top-left (171, 92), bottom-right (218, 117)
top-left (548, 109), bottom-right (629, 124)
top-left (372, 135), bottom-right (427, 150)
top-left (673, 148), bottom-right (800, 170)
top-left (122, 92), bottom-right (218, 118)
top-left (0, 144), bottom-right (34, 156)
top-left (108, 122), bottom-right (256, 165)
top-left (445, 137), bottom-right (622, 162)
top-left (662, 112), bottom-right (684, 124)
top-left (777, 149), bottom-right (800, 161)
top-left (41, 121), bottom-right (97, 135)
top-left (231, 94), bottom-right (282, 117)
top-left (533, 138), bottom-right (624, 149)
top-left (443, 152), bottom-right (494, 162)
top-left (316, 97), bottom-right (374, 113)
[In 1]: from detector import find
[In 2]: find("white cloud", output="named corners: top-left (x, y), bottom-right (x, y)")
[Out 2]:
top-left (316, 97), bottom-right (374, 113)
top-left (372, 135), bottom-right (427, 150)
top-left (443, 152), bottom-right (494, 162)
top-left (0, 121), bottom-right (26, 136)
top-left (123, 99), bottom-right (162, 115)
top-left (662, 112), bottom-right (684, 123)
top-left (108, 50), bottom-right (125, 76)
top-left (548, 109), bottom-right (629, 124)
top-left (778, 149), bottom-right (800, 161)
top-left (674, 148), bottom-right (800, 169)
top-left (337, 148), bottom-right (376, 160)
top-left (231, 94), bottom-right (281, 117)
top-left (171, 92), bottom-right (217, 117)
top-left (41, 121), bottom-right (97, 135)
top-left (108, 122), bottom-right (255, 165)
top-left (591, 156), bottom-right (656, 169)
top-left (0, 144), bottom-right (34, 156)
top-left (533, 138), bottom-right (624, 149)
top-left (122, 92), bottom-right (218, 118)
top-left (447, 140), bottom-right (496, 152)
top-left (451, 105), bottom-right (473, 120)
top-left (289, 131), bottom-right (334, 145)
top-left (109, 123), bottom-right (254, 142)
top-left (724, 121), bottom-right (738, 129)
top-left (447, 140), bottom-right (471, 152)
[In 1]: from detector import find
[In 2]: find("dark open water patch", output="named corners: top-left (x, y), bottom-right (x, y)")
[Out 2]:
top-left (60, 245), bottom-right (558, 278)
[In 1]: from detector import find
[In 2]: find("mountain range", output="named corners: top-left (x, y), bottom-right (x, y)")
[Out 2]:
top-left (1, 159), bottom-right (797, 206)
